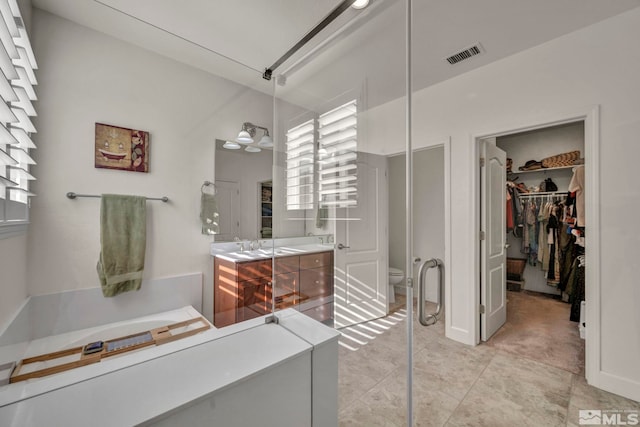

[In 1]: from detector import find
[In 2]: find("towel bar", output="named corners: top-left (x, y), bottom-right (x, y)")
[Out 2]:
top-left (66, 192), bottom-right (169, 202)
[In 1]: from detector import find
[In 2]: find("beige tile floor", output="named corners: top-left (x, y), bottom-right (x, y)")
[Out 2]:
top-left (337, 293), bottom-right (640, 426)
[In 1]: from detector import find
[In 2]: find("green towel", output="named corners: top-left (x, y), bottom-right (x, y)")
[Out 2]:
top-left (316, 206), bottom-right (328, 229)
top-left (200, 192), bottom-right (219, 235)
top-left (97, 194), bottom-right (147, 297)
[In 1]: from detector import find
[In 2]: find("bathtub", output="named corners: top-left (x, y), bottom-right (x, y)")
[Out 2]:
top-left (0, 305), bottom-right (216, 406)
top-left (0, 308), bottom-right (340, 427)
top-left (21, 305), bottom-right (212, 360)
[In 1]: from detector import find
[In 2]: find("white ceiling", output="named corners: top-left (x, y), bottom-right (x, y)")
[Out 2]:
top-left (32, 0), bottom-right (640, 110)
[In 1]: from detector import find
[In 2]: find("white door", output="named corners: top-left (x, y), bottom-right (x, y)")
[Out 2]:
top-left (215, 180), bottom-right (240, 241)
top-left (334, 153), bottom-right (388, 328)
top-left (480, 141), bottom-right (507, 340)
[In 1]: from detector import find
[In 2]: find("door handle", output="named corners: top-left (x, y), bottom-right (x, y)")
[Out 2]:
top-left (337, 243), bottom-right (350, 250)
top-left (505, 244), bottom-right (511, 249)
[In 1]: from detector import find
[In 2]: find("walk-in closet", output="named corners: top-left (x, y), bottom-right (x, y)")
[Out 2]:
top-left (488, 122), bottom-right (587, 375)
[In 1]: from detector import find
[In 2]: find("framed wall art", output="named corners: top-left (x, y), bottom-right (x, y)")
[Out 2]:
top-left (95, 123), bottom-right (149, 173)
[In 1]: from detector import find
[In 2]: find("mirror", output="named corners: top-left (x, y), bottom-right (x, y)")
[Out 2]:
top-left (213, 139), bottom-right (273, 241)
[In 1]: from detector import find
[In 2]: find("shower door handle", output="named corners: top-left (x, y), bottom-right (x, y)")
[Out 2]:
top-left (337, 243), bottom-right (350, 250)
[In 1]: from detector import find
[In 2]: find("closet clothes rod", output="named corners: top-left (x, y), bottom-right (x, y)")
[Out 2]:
top-left (66, 192), bottom-right (169, 202)
top-left (517, 191), bottom-right (568, 198)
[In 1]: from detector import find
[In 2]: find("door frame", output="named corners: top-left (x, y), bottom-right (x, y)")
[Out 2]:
top-left (470, 106), bottom-right (600, 384)
top-left (385, 138), bottom-right (451, 332)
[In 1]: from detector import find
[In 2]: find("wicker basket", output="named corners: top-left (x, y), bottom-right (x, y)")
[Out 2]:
top-left (506, 257), bottom-right (526, 281)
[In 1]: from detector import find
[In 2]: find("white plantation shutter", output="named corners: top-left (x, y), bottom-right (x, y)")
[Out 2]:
top-left (286, 119), bottom-right (315, 210)
top-left (317, 100), bottom-right (357, 208)
top-left (0, 0), bottom-right (37, 230)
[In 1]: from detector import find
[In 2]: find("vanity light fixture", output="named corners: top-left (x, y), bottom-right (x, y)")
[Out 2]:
top-left (236, 128), bottom-right (253, 144)
top-left (222, 140), bottom-right (241, 150)
top-left (245, 146), bottom-right (261, 153)
top-left (351, 0), bottom-right (369, 9)
top-left (236, 122), bottom-right (273, 148)
top-left (258, 130), bottom-right (273, 148)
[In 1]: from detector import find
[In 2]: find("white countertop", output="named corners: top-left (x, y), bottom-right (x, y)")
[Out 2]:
top-left (213, 243), bottom-right (335, 263)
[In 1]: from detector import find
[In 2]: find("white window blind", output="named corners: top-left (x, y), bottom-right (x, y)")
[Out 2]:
top-left (0, 0), bottom-right (37, 229)
top-left (285, 119), bottom-right (315, 210)
top-left (317, 100), bottom-right (357, 208)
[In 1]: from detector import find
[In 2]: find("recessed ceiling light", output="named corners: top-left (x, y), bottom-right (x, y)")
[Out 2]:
top-left (352, 0), bottom-right (369, 10)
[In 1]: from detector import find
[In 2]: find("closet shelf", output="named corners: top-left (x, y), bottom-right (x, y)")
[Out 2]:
top-left (510, 165), bottom-right (577, 175)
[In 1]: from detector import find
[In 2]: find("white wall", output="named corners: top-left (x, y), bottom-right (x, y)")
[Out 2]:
top-left (0, 235), bottom-right (28, 332)
top-left (27, 9), bottom-right (274, 321)
top-left (365, 7), bottom-right (640, 400)
top-left (388, 147), bottom-right (445, 302)
top-left (215, 147), bottom-right (273, 240)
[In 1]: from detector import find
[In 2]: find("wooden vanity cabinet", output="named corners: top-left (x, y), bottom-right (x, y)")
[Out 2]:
top-left (299, 252), bottom-right (334, 300)
top-left (214, 250), bottom-right (334, 328)
top-left (214, 257), bottom-right (273, 327)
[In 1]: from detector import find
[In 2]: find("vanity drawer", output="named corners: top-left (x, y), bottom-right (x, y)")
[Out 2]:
top-left (274, 255), bottom-right (299, 274)
top-left (300, 266), bottom-right (334, 300)
top-left (237, 259), bottom-right (272, 281)
top-left (299, 251), bottom-right (333, 270)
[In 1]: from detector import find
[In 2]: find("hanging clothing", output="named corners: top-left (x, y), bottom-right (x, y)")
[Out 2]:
top-left (541, 202), bottom-right (553, 271)
top-left (568, 165), bottom-right (585, 227)
top-left (506, 189), bottom-right (514, 231)
top-left (525, 201), bottom-right (538, 265)
top-left (569, 255), bottom-right (586, 322)
top-left (546, 207), bottom-right (559, 283)
top-left (558, 223), bottom-right (576, 293)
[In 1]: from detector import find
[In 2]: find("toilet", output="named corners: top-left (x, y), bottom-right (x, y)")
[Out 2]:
top-left (388, 267), bottom-right (404, 304)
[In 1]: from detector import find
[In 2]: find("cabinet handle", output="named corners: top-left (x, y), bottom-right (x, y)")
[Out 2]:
top-left (315, 280), bottom-right (320, 284)
top-left (315, 259), bottom-right (320, 263)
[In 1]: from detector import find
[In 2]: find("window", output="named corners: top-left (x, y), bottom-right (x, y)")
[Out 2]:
top-left (317, 100), bottom-right (357, 208)
top-left (284, 100), bottom-right (358, 212)
top-left (0, 0), bottom-right (37, 237)
top-left (285, 119), bottom-right (315, 210)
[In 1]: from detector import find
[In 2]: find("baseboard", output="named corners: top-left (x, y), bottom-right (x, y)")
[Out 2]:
top-left (590, 371), bottom-right (640, 403)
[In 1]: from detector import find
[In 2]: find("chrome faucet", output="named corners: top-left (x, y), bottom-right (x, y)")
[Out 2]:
top-left (318, 236), bottom-right (324, 244)
top-left (249, 240), bottom-right (259, 251)
top-left (236, 240), bottom-right (245, 252)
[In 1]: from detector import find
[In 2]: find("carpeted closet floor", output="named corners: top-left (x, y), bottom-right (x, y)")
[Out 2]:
top-left (485, 290), bottom-right (585, 375)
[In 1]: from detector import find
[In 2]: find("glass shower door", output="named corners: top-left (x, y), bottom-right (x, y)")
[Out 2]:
top-left (269, 0), bottom-right (413, 423)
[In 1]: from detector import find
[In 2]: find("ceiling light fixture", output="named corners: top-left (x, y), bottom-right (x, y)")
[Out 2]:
top-left (351, 0), bottom-right (369, 9)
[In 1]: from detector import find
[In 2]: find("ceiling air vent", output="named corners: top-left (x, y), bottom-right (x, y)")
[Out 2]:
top-left (445, 44), bottom-right (482, 65)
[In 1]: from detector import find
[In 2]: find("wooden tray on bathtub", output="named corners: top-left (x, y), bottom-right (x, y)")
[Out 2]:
top-left (10, 317), bottom-right (210, 384)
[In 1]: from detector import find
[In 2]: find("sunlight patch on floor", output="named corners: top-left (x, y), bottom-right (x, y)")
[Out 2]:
top-left (338, 307), bottom-right (408, 352)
